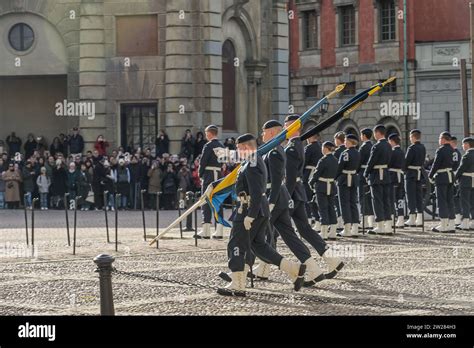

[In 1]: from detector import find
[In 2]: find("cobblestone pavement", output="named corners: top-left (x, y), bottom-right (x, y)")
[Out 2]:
top-left (0, 210), bottom-right (472, 316)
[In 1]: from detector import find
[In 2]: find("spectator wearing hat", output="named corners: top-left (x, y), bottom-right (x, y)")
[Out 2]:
top-left (68, 127), bottom-right (85, 156)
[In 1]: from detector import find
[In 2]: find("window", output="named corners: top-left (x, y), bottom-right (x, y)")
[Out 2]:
top-left (380, 0), bottom-right (396, 41)
top-left (8, 23), bottom-right (34, 51)
top-left (120, 104), bottom-right (158, 150)
top-left (304, 85), bottom-right (318, 99)
top-left (343, 81), bottom-right (356, 96)
top-left (379, 79), bottom-right (397, 93)
top-left (116, 15), bottom-right (158, 56)
top-left (303, 11), bottom-right (318, 49)
top-left (340, 6), bottom-right (355, 46)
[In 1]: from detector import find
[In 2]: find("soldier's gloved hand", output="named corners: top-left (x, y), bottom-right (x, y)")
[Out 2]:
top-left (244, 216), bottom-right (255, 231)
top-left (269, 203), bottom-right (275, 212)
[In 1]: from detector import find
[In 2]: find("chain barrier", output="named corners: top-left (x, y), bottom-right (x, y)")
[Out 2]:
top-left (111, 269), bottom-right (466, 313)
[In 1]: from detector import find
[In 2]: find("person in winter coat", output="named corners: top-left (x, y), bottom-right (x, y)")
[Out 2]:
top-left (92, 159), bottom-right (106, 210)
top-left (94, 135), bottom-right (109, 156)
top-left (66, 162), bottom-right (80, 208)
top-left (6, 132), bottom-right (22, 159)
top-left (147, 160), bottom-right (162, 209)
top-left (67, 127), bottom-right (85, 155)
top-left (114, 159), bottom-right (130, 210)
top-left (77, 163), bottom-right (92, 211)
top-left (36, 167), bottom-right (51, 210)
top-left (22, 161), bottom-right (35, 208)
top-left (180, 129), bottom-right (195, 160)
top-left (102, 161), bottom-right (115, 211)
top-left (2, 162), bottom-right (22, 209)
top-left (24, 134), bottom-right (37, 160)
top-left (161, 163), bottom-right (178, 210)
top-left (0, 160), bottom-right (6, 209)
top-left (155, 130), bottom-right (170, 157)
top-left (194, 132), bottom-right (206, 160)
top-left (51, 160), bottom-right (67, 208)
top-left (128, 156), bottom-right (141, 209)
top-left (49, 137), bottom-right (65, 157)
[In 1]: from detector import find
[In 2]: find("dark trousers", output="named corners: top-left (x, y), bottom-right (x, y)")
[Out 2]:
top-left (459, 187), bottom-right (474, 219)
top-left (405, 179), bottom-right (424, 214)
top-left (390, 183), bottom-right (405, 217)
top-left (436, 184), bottom-right (455, 219)
top-left (370, 184), bottom-right (392, 222)
top-left (316, 192), bottom-right (337, 226)
top-left (304, 183), bottom-right (320, 221)
top-left (453, 186), bottom-right (461, 216)
top-left (359, 179), bottom-right (374, 216)
top-left (228, 216), bottom-right (283, 272)
top-left (289, 200), bottom-right (327, 256)
top-left (338, 185), bottom-right (359, 224)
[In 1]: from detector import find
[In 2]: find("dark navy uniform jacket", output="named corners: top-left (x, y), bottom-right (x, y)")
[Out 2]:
top-left (404, 141), bottom-right (426, 182)
top-left (452, 148), bottom-right (462, 171)
top-left (285, 137), bottom-right (307, 202)
top-left (310, 154), bottom-right (338, 195)
top-left (234, 155), bottom-right (270, 222)
top-left (264, 145), bottom-right (291, 211)
top-left (198, 138), bottom-right (224, 185)
top-left (429, 144), bottom-right (454, 185)
top-left (303, 141), bottom-right (323, 183)
top-left (455, 148), bottom-right (474, 188)
top-left (364, 138), bottom-right (392, 185)
top-left (336, 147), bottom-right (360, 187)
top-left (389, 146), bottom-right (405, 185)
top-left (334, 145), bottom-right (346, 160)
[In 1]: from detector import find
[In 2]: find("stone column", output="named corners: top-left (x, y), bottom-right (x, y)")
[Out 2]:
top-left (78, 1), bottom-right (107, 151)
top-left (246, 62), bottom-right (267, 135)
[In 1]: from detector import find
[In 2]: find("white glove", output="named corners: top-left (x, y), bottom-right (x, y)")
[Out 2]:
top-left (269, 203), bottom-right (275, 212)
top-left (244, 216), bottom-right (255, 231)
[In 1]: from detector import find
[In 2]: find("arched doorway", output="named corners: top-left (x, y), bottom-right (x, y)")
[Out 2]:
top-left (222, 40), bottom-right (237, 131)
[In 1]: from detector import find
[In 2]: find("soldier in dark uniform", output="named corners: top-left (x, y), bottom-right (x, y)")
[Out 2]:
top-left (364, 125), bottom-right (392, 235)
top-left (455, 137), bottom-right (474, 231)
top-left (333, 131), bottom-right (346, 230)
top-left (249, 120), bottom-right (326, 284)
top-left (197, 125), bottom-right (224, 239)
top-left (304, 133), bottom-right (323, 231)
top-left (359, 128), bottom-right (375, 229)
top-left (310, 142), bottom-right (339, 240)
top-left (284, 115), bottom-right (344, 280)
top-left (335, 134), bottom-right (360, 237)
top-left (450, 136), bottom-right (463, 225)
top-left (388, 133), bottom-right (406, 228)
top-left (217, 134), bottom-right (306, 297)
top-left (429, 132), bottom-right (455, 233)
top-left (403, 129), bottom-right (426, 228)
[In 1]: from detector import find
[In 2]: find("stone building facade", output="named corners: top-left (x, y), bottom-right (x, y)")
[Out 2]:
top-left (0, 0), bottom-right (290, 154)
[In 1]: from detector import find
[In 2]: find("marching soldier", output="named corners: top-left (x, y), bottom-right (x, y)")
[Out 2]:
top-left (429, 132), bottom-right (455, 233)
top-left (249, 121), bottom-right (326, 284)
top-left (197, 125), bottom-right (224, 239)
top-left (217, 133), bottom-right (306, 297)
top-left (403, 130), bottom-right (426, 228)
top-left (388, 133), bottom-right (406, 228)
top-left (364, 125), bottom-right (392, 235)
top-left (304, 133), bottom-right (323, 231)
top-left (333, 132), bottom-right (346, 230)
top-left (310, 142), bottom-right (339, 240)
top-left (335, 134), bottom-right (360, 237)
top-left (455, 137), bottom-right (474, 231)
top-left (284, 115), bottom-right (344, 280)
top-left (359, 128), bottom-right (375, 229)
top-left (451, 136), bottom-right (463, 225)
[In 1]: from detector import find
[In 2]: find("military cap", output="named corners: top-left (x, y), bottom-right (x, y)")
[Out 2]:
top-left (236, 133), bottom-right (256, 144)
top-left (263, 120), bottom-right (283, 129)
top-left (284, 114), bottom-right (300, 123)
top-left (205, 125), bottom-right (218, 132)
top-left (346, 134), bottom-right (358, 142)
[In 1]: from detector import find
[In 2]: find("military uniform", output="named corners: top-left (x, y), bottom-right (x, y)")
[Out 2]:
top-left (336, 146), bottom-right (360, 237)
top-left (218, 137), bottom-right (306, 297)
top-left (333, 144), bottom-right (346, 226)
top-left (429, 142), bottom-right (455, 232)
top-left (455, 146), bottom-right (474, 230)
top-left (198, 136), bottom-right (224, 238)
top-left (364, 137), bottom-right (392, 234)
top-left (310, 152), bottom-right (338, 239)
top-left (389, 145), bottom-right (405, 227)
top-left (358, 139), bottom-right (375, 225)
top-left (452, 147), bottom-right (462, 224)
top-left (404, 140), bottom-right (426, 227)
top-left (303, 140), bottom-right (323, 225)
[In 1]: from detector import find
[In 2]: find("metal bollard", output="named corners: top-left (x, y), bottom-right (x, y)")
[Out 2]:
top-left (31, 198), bottom-right (38, 256)
top-left (393, 186), bottom-right (397, 235)
top-left (194, 192), bottom-right (200, 247)
top-left (155, 192), bottom-right (161, 249)
top-left (115, 194), bottom-right (121, 252)
top-left (93, 254), bottom-right (115, 316)
top-left (73, 196), bottom-right (81, 255)
top-left (104, 191), bottom-right (110, 243)
top-left (141, 189), bottom-right (147, 241)
top-left (64, 193), bottom-right (71, 246)
top-left (177, 188), bottom-right (184, 239)
top-left (24, 194), bottom-right (29, 246)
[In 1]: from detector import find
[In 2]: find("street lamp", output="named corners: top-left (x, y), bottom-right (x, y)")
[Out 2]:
top-left (320, 99), bottom-right (330, 116)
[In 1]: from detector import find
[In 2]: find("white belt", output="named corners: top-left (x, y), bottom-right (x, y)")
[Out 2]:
top-left (360, 165), bottom-right (368, 169)
top-left (389, 168), bottom-right (403, 183)
top-left (205, 166), bottom-right (221, 181)
top-left (342, 170), bottom-right (357, 187)
top-left (462, 172), bottom-right (474, 187)
top-left (374, 165), bottom-right (388, 181)
top-left (408, 166), bottom-right (422, 181)
top-left (436, 168), bottom-right (453, 184)
top-left (318, 178), bottom-right (335, 195)
top-left (305, 166), bottom-right (317, 171)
